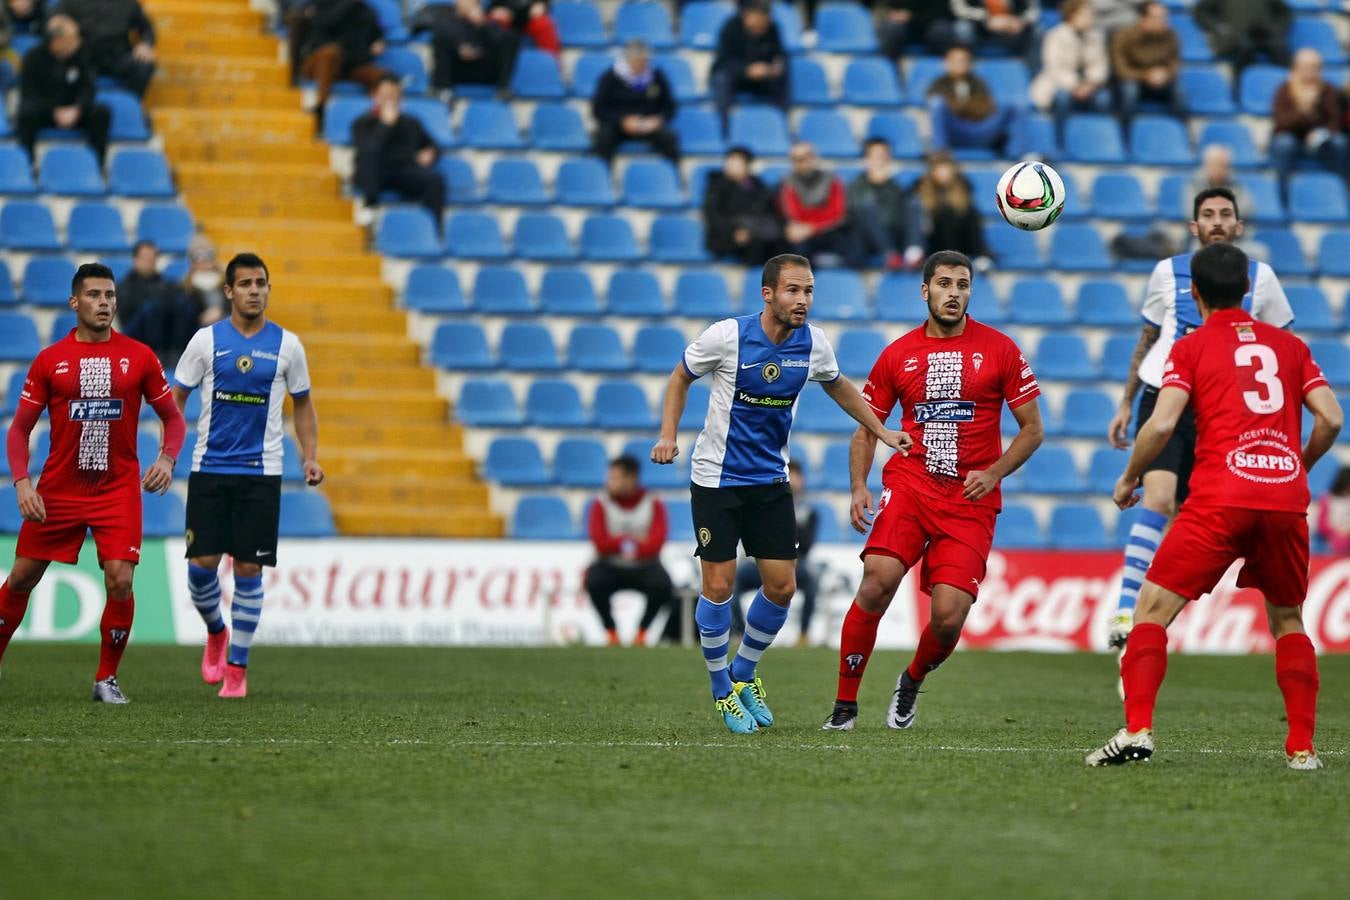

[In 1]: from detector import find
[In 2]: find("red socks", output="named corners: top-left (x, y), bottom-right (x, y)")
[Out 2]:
top-left (1275, 633), bottom-right (1319, 756)
top-left (836, 603), bottom-right (883, 703)
top-left (906, 623), bottom-right (959, 682)
top-left (1122, 622), bottom-right (1168, 733)
top-left (0, 582), bottom-right (31, 664)
top-left (95, 594), bottom-right (135, 681)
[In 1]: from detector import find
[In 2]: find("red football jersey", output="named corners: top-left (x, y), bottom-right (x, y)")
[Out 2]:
top-left (18, 330), bottom-right (169, 499)
top-left (1161, 308), bottom-right (1328, 513)
top-left (861, 317), bottom-right (1040, 510)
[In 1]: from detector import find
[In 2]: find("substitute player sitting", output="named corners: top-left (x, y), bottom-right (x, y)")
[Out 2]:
top-left (823, 250), bottom-right (1044, 731)
top-left (0, 263), bottom-right (185, 703)
top-left (1087, 242), bottom-right (1342, 770)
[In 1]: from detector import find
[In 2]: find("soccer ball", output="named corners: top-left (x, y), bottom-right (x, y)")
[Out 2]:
top-left (995, 161), bottom-right (1066, 231)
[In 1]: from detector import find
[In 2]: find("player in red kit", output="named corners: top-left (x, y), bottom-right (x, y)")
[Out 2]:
top-left (1087, 243), bottom-right (1342, 770)
top-left (0, 263), bottom-right (186, 703)
top-left (822, 251), bottom-right (1044, 731)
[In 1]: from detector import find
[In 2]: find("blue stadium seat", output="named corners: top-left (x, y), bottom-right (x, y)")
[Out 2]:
top-left (1018, 112), bottom-right (1061, 161)
top-left (47, 310), bottom-right (76, 341)
top-left (614, 1), bottom-right (675, 48)
top-left (1036, 334), bottom-right (1097, 380)
top-left (403, 98), bottom-right (456, 147)
top-left (1100, 333), bottom-right (1137, 376)
top-left (1318, 232), bottom-right (1350, 278)
top-left (1309, 339), bottom-right (1350, 387)
top-left (793, 390), bottom-right (855, 435)
top-left (975, 59), bottom-right (1031, 107)
top-left (1091, 173), bottom-right (1150, 220)
top-left (487, 158), bottom-right (548, 205)
top-left (654, 54), bottom-right (702, 102)
top-left (39, 145), bottom-right (104, 195)
top-left (634, 324), bottom-right (685, 372)
top-left (472, 266), bottom-right (533, 314)
top-left (528, 380), bottom-right (591, 428)
top-left (994, 504), bottom-right (1046, 549)
top-left (0, 313), bottom-right (40, 361)
top-left (904, 55), bottom-right (945, 105)
top-left (429, 322), bottom-right (493, 370)
top-left (623, 160), bottom-right (684, 209)
top-left (552, 1), bottom-right (607, 47)
top-left (1064, 115), bottom-right (1126, 163)
top-left (812, 501), bottom-right (844, 544)
top-left (0, 145), bottom-right (36, 194)
top-left (609, 271), bottom-right (668, 318)
top-left (1171, 12), bottom-right (1212, 62)
top-left (485, 437), bottom-right (551, 486)
top-left (649, 216), bottom-right (708, 262)
top-left (1288, 173), bottom-right (1348, 222)
top-left (1021, 446), bottom-right (1084, 492)
top-left (1086, 447), bottom-right (1125, 493)
top-left (499, 323), bottom-right (561, 371)
top-left (790, 57), bottom-right (832, 106)
top-left (141, 490), bottom-right (185, 538)
top-left (510, 49), bottom-right (566, 99)
top-left (815, 442), bottom-right (852, 491)
top-left (1049, 224), bottom-right (1111, 271)
top-left (570, 51), bottom-right (611, 99)
top-left (1, 202), bottom-right (60, 250)
top-left (680, 0), bottom-right (733, 49)
top-left (798, 109), bottom-right (858, 158)
top-left (1130, 115), bottom-right (1195, 166)
top-left (580, 215), bottom-right (640, 262)
top-left (1239, 65), bottom-right (1285, 114)
top-left (594, 381), bottom-right (655, 429)
top-left (982, 224), bottom-right (1042, 269)
top-left (812, 270), bottom-right (870, 321)
top-left (67, 203), bottom-right (129, 252)
top-left (772, 3), bottom-right (805, 52)
top-left (108, 148), bottom-right (173, 198)
top-left (967, 283), bottom-right (1008, 325)
top-left (1060, 389), bottom-right (1116, 438)
top-left (1289, 16), bottom-right (1346, 65)
top-left (404, 265), bottom-right (467, 313)
top-left (835, 329), bottom-right (886, 378)
top-left (568, 324), bottom-right (628, 372)
top-left (1049, 504), bottom-right (1111, 549)
top-left (0, 486), bottom-right (18, 534)
top-left (439, 157), bottom-right (480, 204)
top-left (866, 112), bottom-right (922, 158)
top-left (512, 496), bottom-right (576, 540)
top-left (1284, 285), bottom-right (1334, 332)
top-left (447, 212), bottom-right (507, 259)
top-left (1009, 278), bottom-right (1071, 325)
top-left (0, 260), bottom-right (14, 305)
top-left (377, 46), bottom-right (428, 93)
top-left (539, 268), bottom-right (602, 316)
top-left (678, 382), bottom-right (711, 431)
top-left (136, 205), bottom-right (193, 254)
top-left (530, 103), bottom-right (589, 152)
top-left (874, 272), bottom-right (919, 319)
top-left (1077, 281), bottom-right (1136, 327)
top-left (728, 106), bottom-right (789, 157)
top-left (22, 257), bottom-right (76, 306)
top-left (815, 3), bottom-right (877, 53)
top-left (844, 57), bottom-right (902, 106)
top-left (623, 437), bottom-right (689, 489)
top-left (556, 158), bottom-right (616, 207)
top-left (1180, 66), bottom-right (1237, 116)
top-left (1254, 228), bottom-right (1310, 276)
top-left (376, 208), bottom-right (441, 258)
top-left (459, 100), bottom-right (523, 150)
top-left (96, 89), bottom-right (149, 141)
top-left (323, 95), bottom-right (370, 145)
top-left (1196, 121), bottom-right (1260, 167)
top-left (279, 492), bottom-right (336, 538)
top-left (514, 214), bottom-right (575, 262)
top-left (365, 0), bottom-right (407, 42)
top-left (671, 106), bottom-right (726, 155)
top-left (555, 438), bottom-right (608, 487)
top-left (457, 378), bottom-right (524, 426)
top-left (673, 272), bottom-right (734, 317)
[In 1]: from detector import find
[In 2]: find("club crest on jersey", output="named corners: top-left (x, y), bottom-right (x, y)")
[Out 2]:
top-left (68, 399), bottom-right (124, 421)
top-left (1236, 325), bottom-right (1256, 343)
top-left (762, 362), bottom-right (781, 383)
top-left (972, 352), bottom-right (984, 372)
top-left (697, 527), bottom-right (712, 547)
top-left (119, 358), bottom-right (130, 375)
top-left (236, 355), bottom-right (254, 373)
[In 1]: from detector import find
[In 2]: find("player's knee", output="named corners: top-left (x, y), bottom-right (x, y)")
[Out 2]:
top-left (104, 568), bottom-right (134, 597)
top-left (5, 571), bottom-right (40, 594)
top-left (1140, 488), bottom-right (1176, 518)
top-left (701, 576), bottom-right (734, 603)
top-left (762, 575), bottom-right (796, 605)
top-left (929, 617), bottom-right (963, 645)
top-left (1266, 603), bottom-right (1305, 639)
top-left (855, 576), bottom-right (895, 614)
top-left (233, 561), bottom-right (263, 580)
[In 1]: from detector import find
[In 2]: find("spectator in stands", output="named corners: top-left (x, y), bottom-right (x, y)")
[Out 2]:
top-left (16, 15), bottom-right (109, 164)
top-left (711, 0), bottom-right (787, 131)
top-left (351, 75), bottom-right (444, 227)
top-left (296, 0), bottom-right (387, 119)
top-left (702, 145), bottom-right (783, 265)
top-left (590, 38), bottom-right (679, 167)
top-left (874, 1), bottom-right (960, 60)
top-left (182, 237), bottom-right (228, 326)
top-left (1316, 467), bottom-right (1350, 556)
top-left (949, 0), bottom-right (1040, 58)
top-left (927, 44), bottom-right (1023, 157)
top-left (1089, 0), bottom-right (1136, 35)
top-left (1270, 49), bottom-right (1347, 193)
top-left (731, 464), bottom-right (819, 646)
top-left (585, 455), bottom-right (677, 647)
top-left (117, 240), bottom-right (198, 367)
top-left (487, 0), bottom-right (559, 57)
top-left (419, 0), bottom-right (519, 95)
top-left (1030, 0), bottom-right (1110, 140)
top-left (1186, 144), bottom-right (1253, 221)
top-left (780, 141), bottom-right (862, 266)
top-left (1111, 1), bottom-right (1183, 123)
top-left (848, 138), bottom-right (924, 270)
top-left (4, 0), bottom-right (45, 35)
top-left (57, 0), bottom-right (155, 97)
top-left (911, 150), bottom-right (992, 271)
top-left (1193, 0), bottom-right (1290, 72)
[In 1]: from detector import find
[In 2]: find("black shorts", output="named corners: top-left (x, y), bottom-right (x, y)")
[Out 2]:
top-left (1136, 385), bottom-right (1196, 502)
top-left (185, 472), bottom-right (283, 565)
top-left (689, 481), bottom-right (797, 562)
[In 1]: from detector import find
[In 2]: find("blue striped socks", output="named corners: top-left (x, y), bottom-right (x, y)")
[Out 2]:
top-left (227, 576), bottom-right (265, 667)
top-left (1118, 509), bottom-right (1168, 613)
top-left (187, 564), bottom-right (225, 634)
top-left (730, 592), bottom-right (789, 684)
top-left (695, 595), bottom-right (733, 698)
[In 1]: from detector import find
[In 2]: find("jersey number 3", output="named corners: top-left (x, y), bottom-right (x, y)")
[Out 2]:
top-left (1235, 345), bottom-right (1285, 414)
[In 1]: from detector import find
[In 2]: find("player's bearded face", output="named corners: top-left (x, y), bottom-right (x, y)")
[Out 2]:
top-left (73, 278), bottom-right (116, 332)
top-left (766, 267), bottom-right (813, 329)
top-left (1192, 199), bottom-right (1242, 246)
top-left (226, 267), bottom-right (271, 320)
top-left (923, 268), bottom-right (971, 326)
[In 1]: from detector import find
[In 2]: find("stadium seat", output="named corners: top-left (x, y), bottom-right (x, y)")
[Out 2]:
top-left (975, 59), bottom-right (1031, 108)
top-left (1060, 390), bottom-right (1116, 438)
top-left (1085, 447), bottom-right (1125, 493)
top-left (514, 214), bottom-right (575, 262)
top-left (1018, 112), bottom-right (1062, 161)
top-left (47, 310), bottom-right (76, 342)
top-left (22, 257), bottom-right (76, 306)
top-left (649, 216), bottom-right (708, 263)
top-left (594, 381), bottom-right (655, 429)
top-left (279, 492), bottom-right (336, 538)
top-left (866, 112), bottom-right (922, 158)
top-left (614, 1), bottom-right (676, 49)
top-left (429, 322), bottom-right (493, 370)
top-left (1284, 285), bottom-right (1335, 332)
top-left (510, 49), bottom-right (566, 99)
top-left (512, 496), bottom-right (576, 540)
top-left (1, 371), bottom-right (27, 417)
top-left (794, 390), bottom-right (855, 434)
top-left (376, 208), bottom-right (441, 258)
top-left (623, 437), bottom-right (689, 489)
top-left (1239, 65), bottom-right (1286, 114)
top-left (609, 271), bottom-right (668, 317)
top-left (95, 89), bottom-right (149, 141)
top-left (580, 215), bottom-right (640, 262)
top-left (812, 270), bottom-right (870, 320)
top-left (680, 0), bottom-right (733, 49)
top-left (815, 3), bottom-right (877, 53)
top-left (813, 443), bottom-right (851, 492)
top-left (1008, 279), bottom-right (1072, 325)
top-left (1288, 173), bottom-right (1348, 223)
top-left (655, 54), bottom-right (703, 102)
top-left (136, 205), bottom-right (194, 254)
top-left (790, 58), bottom-right (832, 106)
top-left (679, 382), bottom-right (711, 431)
top-left (1289, 16), bottom-right (1345, 65)
top-left (38, 146), bottom-right (104, 195)
top-left (552, 1), bottom-right (607, 47)
top-left (728, 106), bottom-right (790, 157)
top-left (570, 51), bottom-right (611, 98)
top-left (622, 160), bottom-right (684, 209)
top-left (1064, 115), bottom-right (1126, 163)
top-left (0, 145), bottom-right (36, 194)
top-left (0, 260), bottom-right (14, 305)
top-left (994, 504), bottom-right (1046, 549)
top-left (1179, 65), bottom-right (1237, 116)
top-left (528, 380), bottom-right (591, 428)
top-left (1036, 334), bottom-right (1097, 381)
top-left (1318, 232), bottom-right (1350, 278)
top-left (499, 323), bottom-right (562, 371)
top-left (459, 100), bottom-right (523, 150)
top-left (1048, 504), bottom-right (1111, 549)
top-left (904, 55), bottom-right (945, 105)
top-left (554, 438), bottom-right (609, 487)
top-left (835, 329), bottom-right (886, 378)
top-left (1091, 173), bottom-right (1150, 220)
top-left (966, 283), bottom-right (1008, 325)
top-left (404, 265), bottom-right (467, 313)
top-left (556, 158), bottom-right (616, 208)
top-left (634, 325), bottom-right (686, 372)
top-left (844, 57), bottom-right (903, 107)
top-left (447, 212), bottom-right (508, 259)
top-left (457, 378), bottom-right (524, 426)
top-left (0, 486), bottom-right (17, 534)
top-left (1170, 11), bottom-right (1213, 62)
top-left (800, 111), bottom-right (860, 161)
top-left (1254, 228), bottom-right (1310, 277)
top-left (1100, 333), bottom-right (1137, 376)
top-left (108, 149), bottom-right (174, 198)
top-left (982, 224), bottom-right (1042, 269)
top-left (322, 95), bottom-right (368, 145)
top-left (673, 272), bottom-right (734, 318)
top-left (0, 202), bottom-right (60, 250)
top-left (1077, 281), bottom-right (1136, 327)
top-left (1049, 224), bottom-right (1111, 271)
top-left (471, 266), bottom-right (532, 315)
top-left (1021, 446), bottom-right (1084, 493)
top-left (568, 324), bottom-right (629, 372)
top-left (685, 162), bottom-right (718, 207)
top-left (377, 46), bottom-right (428, 93)
top-left (66, 203), bottom-right (130, 252)
top-left (440, 157), bottom-right (480, 204)
top-left (141, 490), bottom-right (185, 538)
top-left (1196, 121), bottom-right (1260, 168)
top-left (539, 268), bottom-right (602, 316)
top-left (485, 437), bottom-right (552, 486)
top-left (530, 103), bottom-right (590, 152)
top-left (1129, 115), bottom-right (1195, 165)
top-left (487, 159), bottom-right (548, 205)
top-left (671, 106), bottom-right (726, 155)
top-left (1309, 340), bottom-right (1350, 387)
top-left (0, 313), bottom-right (40, 362)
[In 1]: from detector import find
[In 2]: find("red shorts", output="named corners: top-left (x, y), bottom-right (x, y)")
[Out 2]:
top-left (16, 492), bottom-right (143, 566)
top-left (862, 482), bottom-right (996, 598)
top-left (1148, 506), bottom-right (1309, 607)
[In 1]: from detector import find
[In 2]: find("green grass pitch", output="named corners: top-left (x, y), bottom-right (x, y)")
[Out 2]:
top-left (1, 645), bottom-right (1346, 898)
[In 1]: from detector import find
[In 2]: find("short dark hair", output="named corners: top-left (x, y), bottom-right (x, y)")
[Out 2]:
top-left (726, 144), bottom-right (754, 163)
top-left (71, 262), bottom-right (115, 296)
top-left (922, 250), bottom-right (973, 286)
top-left (1189, 242), bottom-right (1248, 309)
top-left (132, 239), bottom-right (157, 256)
top-left (740, 0), bottom-right (770, 15)
top-left (225, 252), bottom-right (270, 286)
top-left (863, 137), bottom-right (891, 154)
top-left (373, 73), bottom-right (400, 91)
top-left (761, 253), bottom-right (811, 290)
top-left (1192, 186), bottom-right (1239, 223)
top-left (610, 455), bottom-right (640, 477)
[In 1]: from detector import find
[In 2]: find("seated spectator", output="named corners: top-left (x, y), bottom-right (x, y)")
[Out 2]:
top-left (949, 0), bottom-right (1040, 58)
top-left (182, 237), bottom-right (228, 327)
top-left (1111, 1), bottom-right (1182, 122)
top-left (780, 141), bottom-right (862, 267)
top-left (1316, 467), bottom-right (1350, 556)
top-left (296, 0), bottom-right (387, 117)
top-left (4, 0), bottom-right (44, 35)
top-left (848, 138), bottom-right (924, 270)
top-left (711, 0), bottom-right (787, 131)
top-left (418, 0), bottom-right (519, 95)
top-left (590, 38), bottom-right (679, 166)
top-left (874, 1), bottom-right (960, 60)
top-left (58, 0), bottom-right (155, 97)
top-left (17, 15), bottom-right (109, 164)
top-left (911, 150), bottom-right (992, 271)
top-left (927, 44), bottom-right (1023, 156)
top-left (1186, 144), bottom-right (1253, 221)
top-left (585, 455), bottom-right (677, 647)
top-left (1030, 0), bottom-right (1110, 139)
top-left (1193, 0), bottom-right (1290, 72)
top-left (703, 145), bottom-right (783, 265)
top-left (487, 0), bottom-right (559, 57)
top-left (1270, 49), bottom-right (1347, 193)
top-left (117, 240), bottom-right (198, 367)
top-left (351, 75), bottom-right (444, 227)
top-left (731, 465), bottom-right (819, 646)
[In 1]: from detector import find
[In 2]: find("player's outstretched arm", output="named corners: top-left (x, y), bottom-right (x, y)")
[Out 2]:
top-left (1115, 386), bottom-right (1187, 508)
top-left (1302, 386), bottom-right (1344, 472)
top-left (292, 393), bottom-right (325, 486)
top-left (652, 364), bottom-right (694, 464)
top-left (821, 376), bottom-right (911, 456)
top-left (1108, 322), bottom-right (1161, 449)
top-left (965, 399), bottom-right (1044, 502)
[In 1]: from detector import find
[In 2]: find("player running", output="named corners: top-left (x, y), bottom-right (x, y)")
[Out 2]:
top-left (1105, 188), bottom-right (1293, 651)
top-left (822, 250), bottom-right (1044, 732)
top-left (172, 253), bottom-right (323, 699)
top-left (0, 263), bottom-right (186, 702)
top-left (1087, 242), bottom-right (1341, 770)
top-left (652, 254), bottom-right (910, 734)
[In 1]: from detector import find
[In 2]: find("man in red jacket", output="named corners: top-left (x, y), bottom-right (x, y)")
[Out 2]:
top-left (780, 141), bottom-right (863, 267)
top-left (585, 455), bottom-right (677, 646)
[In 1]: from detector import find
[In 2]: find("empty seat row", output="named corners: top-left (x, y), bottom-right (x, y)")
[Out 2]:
top-left (0, 202), bottom-right (192, 253)
top-left (0, 145), bottom-right (174, 198)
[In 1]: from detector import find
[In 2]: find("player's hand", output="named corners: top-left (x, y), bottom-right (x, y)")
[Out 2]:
top-left (133, 42), bottom-right (156, 63)
top-left (303, 460), bottom-right (325, 486)
top-left (1113, 473), bottom-right (1141, 510)
top-left (1107, 405), bottom-right (1132, 449)
top-left (142, 457), bottom-right (174, 495)
top-left (15, 479), bottom-right (45, 523)
top-left (963, 469), bottom-right (999, 502)
top-left (880, 429), bottom-right (912, 457)
top-left (651, 438), bottom-right (679, 465)
top-left (850, 487), bottom-right (875, 534)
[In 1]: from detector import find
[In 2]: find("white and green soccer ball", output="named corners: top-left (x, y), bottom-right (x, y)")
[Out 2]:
top-left (995, 161), bottom-right (1067, 231)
